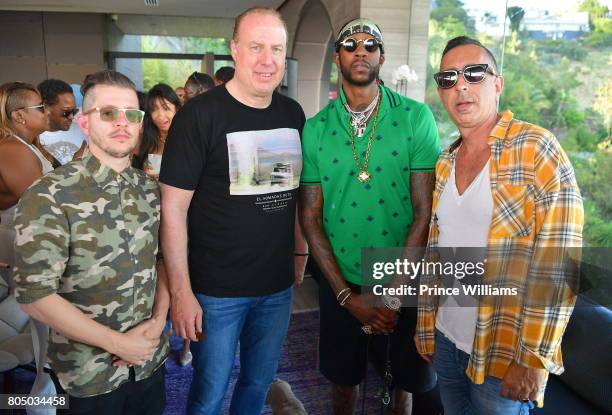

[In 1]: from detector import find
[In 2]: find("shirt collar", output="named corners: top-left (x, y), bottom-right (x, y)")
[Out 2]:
top-left (448, 110), bottom-right (514, 155)
top-left (82, 153), bottom-right (140, 188)
top-left (338, 83), bottom-right (397, 119)
top-left (488, 110), bottom-right (514, 144)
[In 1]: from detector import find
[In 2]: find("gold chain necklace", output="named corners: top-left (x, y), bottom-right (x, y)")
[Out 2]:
top-left (349, 93), bottom-right (381, 183)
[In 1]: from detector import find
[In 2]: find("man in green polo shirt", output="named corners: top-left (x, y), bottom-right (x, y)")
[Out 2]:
top-left (299, 18), bottom-right (442, 415)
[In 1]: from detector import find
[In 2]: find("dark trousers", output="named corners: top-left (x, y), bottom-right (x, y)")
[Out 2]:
top-left (49, 365), bottom-right (165, 415)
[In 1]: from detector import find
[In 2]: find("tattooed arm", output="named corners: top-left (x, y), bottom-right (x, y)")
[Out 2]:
top-left (299, 184), bottom-right (396, 334)
top-left (403, 172), bottom-right (435, 249)
top-left (298, 185), bottom-right (346, 295)
top-left (394, 172), bottom-right (435, 288)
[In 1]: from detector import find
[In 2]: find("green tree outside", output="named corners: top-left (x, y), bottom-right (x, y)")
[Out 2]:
top-left (141, 35), bottom-right (230, 90)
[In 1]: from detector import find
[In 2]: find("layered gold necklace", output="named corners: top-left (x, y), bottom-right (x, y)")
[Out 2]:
top-left (346, 92), bottom-right (381, 183)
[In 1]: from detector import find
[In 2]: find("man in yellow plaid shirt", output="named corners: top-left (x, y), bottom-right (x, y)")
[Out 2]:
top-left (415, 36), bottom-right (583, 414)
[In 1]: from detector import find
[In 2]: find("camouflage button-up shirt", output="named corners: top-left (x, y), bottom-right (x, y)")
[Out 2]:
top-left (13, 153), bottom-right (169, 398)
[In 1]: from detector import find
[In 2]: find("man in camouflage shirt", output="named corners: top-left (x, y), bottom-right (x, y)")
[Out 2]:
top-left (14, 70), bottom-right (169, 414)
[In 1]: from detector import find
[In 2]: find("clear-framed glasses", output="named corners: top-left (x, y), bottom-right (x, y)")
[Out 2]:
top-left (19, 103), bottom-right (45, 113)
top-left (82, 106), bottom-right (144, 124)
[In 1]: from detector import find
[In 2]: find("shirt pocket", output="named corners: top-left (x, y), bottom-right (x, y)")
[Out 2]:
top-left (490, 183), bottom-right (534, 238)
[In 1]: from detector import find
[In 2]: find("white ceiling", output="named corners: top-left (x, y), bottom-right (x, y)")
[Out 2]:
top-left (0, 0), bottom-right (285, 18)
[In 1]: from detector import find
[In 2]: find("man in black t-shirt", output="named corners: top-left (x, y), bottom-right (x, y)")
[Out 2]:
top-left (159, 6), bottom-right (307, 414)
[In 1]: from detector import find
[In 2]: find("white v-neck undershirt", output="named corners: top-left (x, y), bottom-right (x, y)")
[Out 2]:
top-left (435, 157), bottom-right (493, 355)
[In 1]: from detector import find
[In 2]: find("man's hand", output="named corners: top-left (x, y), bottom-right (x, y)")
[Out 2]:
top-left (500, 360), bottom-right (547, 401)
top-left (109, 318), bottom-right (161, 366)
top-left (413, 333), bottom-right (433, 363)
top-left (294, 255), bottom-right (308, 286)
top-left (171, 289), bottom-right (203, 342)
top-left (345, 293), bottom-right (398, 335)
top-left (144, 314), bottom-right (167, 340)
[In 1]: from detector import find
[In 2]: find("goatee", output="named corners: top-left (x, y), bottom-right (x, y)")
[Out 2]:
top-left (340, 60), bottom-right (380, 87)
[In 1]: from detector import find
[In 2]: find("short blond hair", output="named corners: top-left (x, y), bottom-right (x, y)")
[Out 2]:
top-left (0, 82), bottom-right (40, 140)
top-left (232, 6), bottom-right (287, 42)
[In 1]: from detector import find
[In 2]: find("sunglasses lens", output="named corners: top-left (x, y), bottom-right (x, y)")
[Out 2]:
top-left (63, 108), bottom-right (78, 118)
top-left (435, 72), bottom-right (457, 89)
top-left (341, 39), bottom-right (357, 52)
top-left (125, 110), bottom-right (144, 124)
top-left (464, 65), bottom-right (487, 83)
top-left (364, 39), bottom-right (378, 52)
top-left (99, 107), bottom-right (119, 122)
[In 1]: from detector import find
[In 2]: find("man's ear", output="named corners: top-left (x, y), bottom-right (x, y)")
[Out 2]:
top-left (230, 39), bottom-right (238, 62)
top-left (495, 74), bottom-right (504, 98)
top-left (75, 112), bottom-right (89, 137)
top-left (379, 54), bottom-right (385, 66)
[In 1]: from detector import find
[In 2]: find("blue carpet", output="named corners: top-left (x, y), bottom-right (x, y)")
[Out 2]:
top-left (165, 310), bottom-right (385, 414)
top-left (5, 311), bottom-right (385, 414)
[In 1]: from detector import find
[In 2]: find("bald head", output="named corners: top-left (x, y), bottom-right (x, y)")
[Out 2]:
top-left (232, 6), bottom-right (287, 42)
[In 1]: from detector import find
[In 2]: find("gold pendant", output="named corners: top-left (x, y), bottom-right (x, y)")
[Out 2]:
top-left (358, 170), bottom-right (371, 183)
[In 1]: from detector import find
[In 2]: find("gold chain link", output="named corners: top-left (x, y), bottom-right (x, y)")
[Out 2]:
top-left (349, 93), bottom-right (381, 181)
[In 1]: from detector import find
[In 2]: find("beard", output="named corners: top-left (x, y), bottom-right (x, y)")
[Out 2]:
top-left (339, 57), bottom-right (380, 87)
top-left (88, 131), bottom-right (136, 159)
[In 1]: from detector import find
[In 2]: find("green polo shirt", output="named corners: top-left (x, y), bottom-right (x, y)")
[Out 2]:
top-left (301, 84), bottom-right (440, 285)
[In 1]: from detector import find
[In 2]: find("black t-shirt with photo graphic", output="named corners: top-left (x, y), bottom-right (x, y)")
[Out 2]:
top-left (160, 85), bottom-right (305, 296)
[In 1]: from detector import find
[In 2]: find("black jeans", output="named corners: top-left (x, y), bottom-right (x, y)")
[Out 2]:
top-left (49, 365), bottom-right (165, 415)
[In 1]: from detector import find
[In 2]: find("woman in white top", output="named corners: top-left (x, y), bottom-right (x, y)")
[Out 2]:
top-left (133, 84), bottom-right (192, 365)
top-left (0, 82), bottom-right (53, 282)
top-left (0, 81), bottom-right (55, 412)
top-left (132, 83), bottom-right (182, 177)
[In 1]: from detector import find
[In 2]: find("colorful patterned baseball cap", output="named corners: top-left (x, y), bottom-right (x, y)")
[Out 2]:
top-left (335, 18), bottom-right (384, 53)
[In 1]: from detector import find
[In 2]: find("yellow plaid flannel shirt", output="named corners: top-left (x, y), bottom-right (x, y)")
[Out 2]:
top-left (417, 111), bottom-right (584, 395)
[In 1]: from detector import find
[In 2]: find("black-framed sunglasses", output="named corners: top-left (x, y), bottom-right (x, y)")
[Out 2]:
top-left (20, 103), bottom-right (45, 113)
top-left (338, 37), bottom-right (381, 53)
top-left (433, 64), bottom-right (498, 89)
top-left (62, 108), bottom-right (79, 118)
top-left (82, 106), bottom-right (144, 124)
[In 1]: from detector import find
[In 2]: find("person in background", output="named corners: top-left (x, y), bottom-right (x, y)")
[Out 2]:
top-left (175, 86), bottom-right (187, 105)
top-left (214, 66), bottom-right (235, 86)
top-left (133, 85), bottom-right (177, 175)
top-left (0, 82), bottom-right (53, 283)
top-left (38, 79), bottom-right (78, 133)
top-left (183, 71), bottom-right (214, 101)
top-left (0, 81), bottom-right (55, 410)
top-left (133, 83), bottom-right (188, 366)
top-left (38, 79), bottom-right (84, 166)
